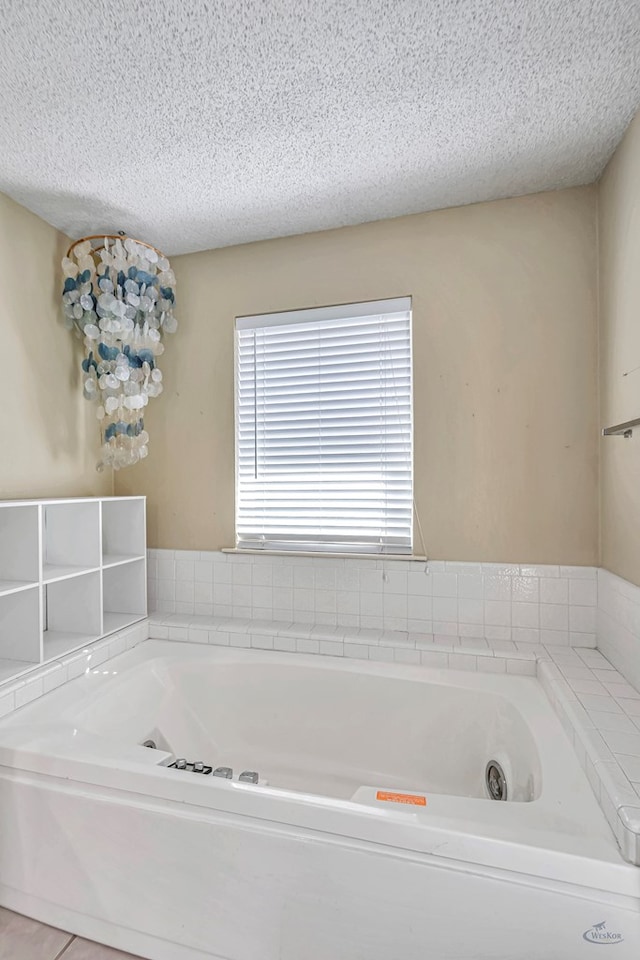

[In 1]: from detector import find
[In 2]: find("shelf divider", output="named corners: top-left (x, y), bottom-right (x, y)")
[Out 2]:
top-left (0, 578), bottom-right (39, 597)
top-left (42, 564), bottom-right (101, 584)
top-left (102, 554), bottom-right (146, 570)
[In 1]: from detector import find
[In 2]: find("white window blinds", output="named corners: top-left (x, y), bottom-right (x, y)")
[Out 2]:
top-left (235, 297), bottom-right (413, 555)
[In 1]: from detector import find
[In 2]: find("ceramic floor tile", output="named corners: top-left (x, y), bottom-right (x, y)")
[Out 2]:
top-left (0, 907), bottom-right (73, 960)
top-left (60, 938), bottom-right (140, 959)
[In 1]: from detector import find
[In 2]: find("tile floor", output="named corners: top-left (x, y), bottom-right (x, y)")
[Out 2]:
top-left (0, 907), bottom-right (140, 960)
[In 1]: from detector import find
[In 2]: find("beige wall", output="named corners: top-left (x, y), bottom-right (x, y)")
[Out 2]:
top-left (599, 111), bottom-right (640, 585)
top-left (117, 186), bottom-right (599, 563)
top-left (0, 192), bottom-right (111, 500)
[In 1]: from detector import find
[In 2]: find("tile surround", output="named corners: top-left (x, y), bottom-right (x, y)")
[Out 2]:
top-left (149, 609), bottom-right (539, 675)
top-left (538, 646), bottom-right (640, 864)
top-left (147, 550), bottom-right (598, 647)
top-left (597, 568), bottom-right (640, 694)
top-left (0, 620), bottom-right (148, 722)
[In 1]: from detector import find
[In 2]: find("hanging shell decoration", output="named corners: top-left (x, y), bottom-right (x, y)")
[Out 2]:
top-left (61, 235), bottom-right (177, 471)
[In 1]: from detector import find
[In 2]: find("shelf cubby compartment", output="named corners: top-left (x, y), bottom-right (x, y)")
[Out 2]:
top-left (0, 496), bottom-right (147, 687)
top-left (101, 498), bottom-right (146, 568)
top-left (42, 501), bottom-right (101, 583)
top-left (103, 558), bottom-right (147, 635)
top-left (0, 504), bottom-right (40, 596)
top-left (0, 587), bottom-right (41, 682)
top-left (43, 571), bottom-right (102, 662)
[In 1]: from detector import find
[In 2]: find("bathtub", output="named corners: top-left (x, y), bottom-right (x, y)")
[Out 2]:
top-left (0, 639), bottom-right (638, 959)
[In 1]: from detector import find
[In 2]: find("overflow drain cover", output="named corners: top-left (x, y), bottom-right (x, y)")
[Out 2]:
top-left (485, 761), bottom-right (507, 801)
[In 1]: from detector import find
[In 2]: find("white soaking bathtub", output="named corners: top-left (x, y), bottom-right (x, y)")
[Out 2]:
top-left (0, 640), bottom-right (638, 960)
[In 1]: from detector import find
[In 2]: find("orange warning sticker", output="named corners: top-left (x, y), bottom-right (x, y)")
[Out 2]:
top-left (376, 791), bottom-right (426, 806)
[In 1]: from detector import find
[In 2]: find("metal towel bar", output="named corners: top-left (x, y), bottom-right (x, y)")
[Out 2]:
top-left (602, 417), bottom-right (640, 438)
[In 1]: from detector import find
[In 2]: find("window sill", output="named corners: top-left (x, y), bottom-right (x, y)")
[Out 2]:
top-left (222, 548), bottom-right (427, 562)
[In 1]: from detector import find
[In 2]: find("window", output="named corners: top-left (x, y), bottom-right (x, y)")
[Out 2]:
top-left (235, 297), bottom-right (413, 555)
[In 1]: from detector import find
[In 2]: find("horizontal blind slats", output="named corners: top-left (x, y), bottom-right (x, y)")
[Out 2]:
top-left (236, 301), bottom-right (412, 554)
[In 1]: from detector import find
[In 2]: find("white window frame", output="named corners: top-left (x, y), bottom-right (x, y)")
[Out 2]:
top-left (234, 297), bottom-right (413, 556)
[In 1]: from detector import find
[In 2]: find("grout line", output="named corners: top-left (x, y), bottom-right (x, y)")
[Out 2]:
top-left (53, 934), bottom-right (76, 960)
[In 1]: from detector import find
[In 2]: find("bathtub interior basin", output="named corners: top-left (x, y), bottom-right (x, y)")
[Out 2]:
top-left (67, 655), bottom-right (542, 803)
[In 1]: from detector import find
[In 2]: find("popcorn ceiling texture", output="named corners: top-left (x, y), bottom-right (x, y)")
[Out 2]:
top-left (0, 0), bottom-right (639, 254)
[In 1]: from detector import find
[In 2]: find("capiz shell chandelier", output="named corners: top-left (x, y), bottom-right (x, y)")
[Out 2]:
top-left (61, 234), bottom-right (177, 471)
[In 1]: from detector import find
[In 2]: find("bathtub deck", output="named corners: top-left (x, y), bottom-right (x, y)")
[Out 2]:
top-left (0, 906), bottom-right (139, 959)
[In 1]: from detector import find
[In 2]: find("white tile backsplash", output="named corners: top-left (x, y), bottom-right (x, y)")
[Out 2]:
top-left (597, 568), bottom-right (640, 693)
top-left (484, 600), bottom-right (512, 626)
top-left (148, 550), bottom-right (598, 647)
top-left (512, 601), bottom-right (539, 628)
top-left (540, 577), bottom-right (568, 604)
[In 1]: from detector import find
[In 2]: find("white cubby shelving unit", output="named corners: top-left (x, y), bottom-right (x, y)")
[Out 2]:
top-left (0, 497), bottom-right (146, 685)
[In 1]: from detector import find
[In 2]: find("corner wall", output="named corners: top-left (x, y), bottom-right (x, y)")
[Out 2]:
top-left (599, 111), bottom-right (640, 587)
top-left (0, 192), bottom-right (111, 499)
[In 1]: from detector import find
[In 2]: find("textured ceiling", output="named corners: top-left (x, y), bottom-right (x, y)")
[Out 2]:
top-left (1, 0), bottom-right (639, 255)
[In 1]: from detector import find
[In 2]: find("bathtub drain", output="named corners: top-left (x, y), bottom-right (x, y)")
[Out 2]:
top-left (485, 761), bottom-right (507, 801)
